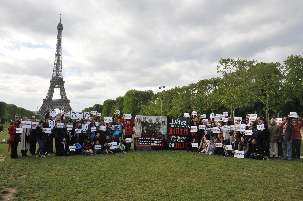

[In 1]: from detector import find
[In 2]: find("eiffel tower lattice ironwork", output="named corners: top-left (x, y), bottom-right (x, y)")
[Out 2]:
top-left (39, 15), bottom-right (72, 115)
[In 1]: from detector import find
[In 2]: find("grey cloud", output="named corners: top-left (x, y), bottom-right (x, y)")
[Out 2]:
top-left (0, 0), bottom-right (302, 111)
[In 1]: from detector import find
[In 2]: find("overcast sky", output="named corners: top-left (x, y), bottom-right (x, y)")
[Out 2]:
top-left (0, 0), bottom-right (302, 111)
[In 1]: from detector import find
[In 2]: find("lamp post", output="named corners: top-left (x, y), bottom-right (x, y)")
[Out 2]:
top-left (159, 86), bottom-right (165, 116)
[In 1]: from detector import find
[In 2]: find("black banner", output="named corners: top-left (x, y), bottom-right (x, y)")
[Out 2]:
top-left (168, 117), bottom-right (190, 149)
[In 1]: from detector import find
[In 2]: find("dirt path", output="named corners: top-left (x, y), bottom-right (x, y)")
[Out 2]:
top-left (1, 188), bottom-right (16, 201)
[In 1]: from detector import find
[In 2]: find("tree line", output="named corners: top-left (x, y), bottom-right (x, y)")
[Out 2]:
top-left (0, 101), bottom-right (35, 131)
top-left (83, 55), bottom-right (303, 119)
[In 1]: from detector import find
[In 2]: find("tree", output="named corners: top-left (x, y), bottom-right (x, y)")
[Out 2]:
top-left (282, 55), bottom-right (303, 114)
top-left (102, 99), bottom-right (116, 116)
top-left (123, 90), bottom-right (154, 115)
top-left (216, 58), bottom-right (255, 118)
top-left (248, 62), bottom-right (283, 120)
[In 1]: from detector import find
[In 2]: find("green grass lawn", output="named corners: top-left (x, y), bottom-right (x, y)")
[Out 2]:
top-left (0, 144), bottom-right (302, 201)
top-left (0, 126), bottom-right (303, 201)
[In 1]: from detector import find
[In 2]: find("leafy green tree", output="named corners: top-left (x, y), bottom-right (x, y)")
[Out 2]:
top-left (248, 62), bottom-right (283, 120)
top-left (123, 90), bottom-right (154, 115)
top-left (102, 99), bottom-right (116, 116)
top-left (282, 55), bottom-right (303, 114)
top-left (216, 58), bottom-right (255, 117)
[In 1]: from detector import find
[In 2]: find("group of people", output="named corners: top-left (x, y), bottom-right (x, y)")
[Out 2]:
top-left (189, 114), bottom-right (302, 160)
top-left (7, 113), bottom-right (133, 159)
top-left (6, 111), bottom-right (302, 161)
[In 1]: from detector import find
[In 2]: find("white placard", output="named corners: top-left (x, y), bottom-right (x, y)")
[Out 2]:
top-left (90, 111), bottom-right (97, 116)
top-left (48, 120), bottom-right (55, 129)
top-left (210, 113), bottom-right (215, 119)
top-left (199, 125), bottom-right (206, 130)
top-left (50, 110), bottom-right (57, 118)
top-left (16, 128), bottom-right (23, 134)
top-left (43, 128), bottom-right (52, 134)
top-left (71, 111), bottom-right (83, 120)
top-left (190, 126), bottom-right (198, 133)
top-left (69, 146), bottom-right (76, 151)
top-left (99, 125), bottom-right (106, 131)
top-left (125, 138), bottom-right (132, 143)
top-left (104, 117), bottom-right (113, 123)
top-left (82, 124), bottom-right (89, 131)
top-left (123, 114), bottom-right (132, 120)
top-left (31, 122), bottom-right (39, 129)
top-left (191, 111), bottom-right (197, 116)
top-left (94, 145), bottom-right (102, 150)
top-left (191, 143), bottom-right (199, 148)
top-left (245, 130), bottom-right (253, 135)
top-left (225, 145), bottom-right (233, 151)
top-left (257, 124), bottom-right (265, 131)
top-left (83, 112), bottom-right (90, 120)
top-left (200, 114), bottom-right (206, 118)
top-left (212, 127), bottom-right (221, 134)
top-left (75, 129), bottom-right (82, 134)
top-left (223, 118), bottom-right (229, 123)
top-left (56, 123), bottom-right (65, 128)
top-left (234, 150), bottom-right (245, 159)
top-left (91, 127), bottom-right (97, 132)
top-left (109, 142), bottom-right (118, 150)
top-left (21, 121), bottom-right (32, 128)
top-left (66, 124), bottom-right (73, 131)
top-left (96, 112), bottom-right (102, 117)
top-left (234, 117), bottom-right (242, 122)
top-left (184, 113), bottom-right (190, 118)
top-left (114, 110), bottom-right (121, 115)
top-left (215, 143), bottom-right (223, 148)
top-left (223, 112), bottom-right (228, 117)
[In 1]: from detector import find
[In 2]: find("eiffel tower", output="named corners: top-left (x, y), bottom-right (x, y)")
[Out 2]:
top-left (39, 15), bottom-right (72, 115)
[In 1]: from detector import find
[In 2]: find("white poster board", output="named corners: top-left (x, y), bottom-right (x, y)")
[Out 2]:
top-left (104, 117), bottom-right (113, 123)
top-left (21, 121), bottom-right (32, 129)
top-left (48, 120), bottom-right (55, 129)
top-left (183, 113), bottom-right (190, 118)
top-left (234, 150), bottom-right (245, 159)
top-left (215, 143), bottom-right (223, 148)
top-left (125, 138), bottom-right (132, 143)
top-left (123, 114), bottom-right (132, 120)
top-left (66, 124), bottom-right (73, 131)
top-left (245, 130), bottom-right (253, 136)
top-left (16, 128), bottom-right (23, 134)
top-left (56, 123), bottom-right (65, 128)
top-left (190, 126), bottom-right (198, 133)
top-left (191, 143), bottom-right (198, 148)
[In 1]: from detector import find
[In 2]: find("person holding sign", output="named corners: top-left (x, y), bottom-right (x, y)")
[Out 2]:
top-left (53, 120), bottom-right (68, 156)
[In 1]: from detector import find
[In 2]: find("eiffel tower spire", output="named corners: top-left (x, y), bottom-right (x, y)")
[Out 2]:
top-left (39, 15), bottom-right (72, 115)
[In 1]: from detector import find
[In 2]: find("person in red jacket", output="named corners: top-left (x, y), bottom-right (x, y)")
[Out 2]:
top-left (8, 121), bottom-right (20, 159)
top-left (291, 118), bottom-right (302, 160)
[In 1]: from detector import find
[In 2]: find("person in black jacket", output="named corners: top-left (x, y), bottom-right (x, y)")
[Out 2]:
top-left (53, 120), bottom-right (68, 156)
